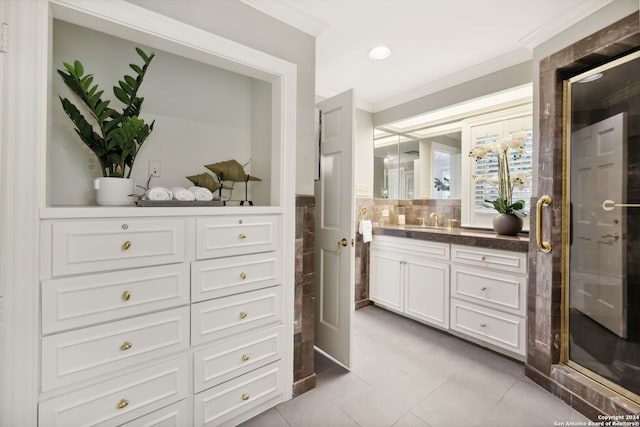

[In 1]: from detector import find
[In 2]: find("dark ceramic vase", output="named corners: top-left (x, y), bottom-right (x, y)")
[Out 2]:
top-left (492, 213), bottom-right (523, 236)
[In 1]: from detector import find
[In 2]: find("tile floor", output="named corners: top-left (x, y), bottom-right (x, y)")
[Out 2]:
top-left (241, 305), bottom-right (590, 427)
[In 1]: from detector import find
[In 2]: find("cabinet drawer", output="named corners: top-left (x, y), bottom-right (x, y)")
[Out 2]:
top-left (192, 252), bottom-right (281, 302)
top-left (451, 244), bottom-right (526, 274)
top-left (372, 235), bottom-right (449, 261)
top-left (39, 356), bottom-right (189, 427)
top-left (42, 307), bottom-right (190, 391)
top-left (194, 327), bottom-right (283, 393)
top-left (450, 298), bottom-right (525, 356)
top-left (51, 219), bottom-right (186, 276)
top-left (196, 215), bottom-right (279, 259)
top-left (194, 361), bottom-right (282, 427)
top-left (451, 265), bottom-right (526, 315)
top-left (191, 287), bottom-right (282, 346)
top-left (122, 399), bottom-right (191, 427)
top-left (42, 264), bottom-right (189, 334)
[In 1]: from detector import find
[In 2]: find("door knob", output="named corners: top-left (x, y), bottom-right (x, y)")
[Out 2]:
top-left (601, 233), bottom-right (620, 240)
top-left (339, 238), bottom-right (348, 246)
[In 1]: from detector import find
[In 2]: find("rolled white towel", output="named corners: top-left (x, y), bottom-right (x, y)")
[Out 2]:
top-left (359, 219), bottom-right (373, 243)
top-left (188, 186), bottom-right (214, 202)
top-left (146, 187), bottom-right (173, 201)
top-left (171, 186), bottom-right (195, 201)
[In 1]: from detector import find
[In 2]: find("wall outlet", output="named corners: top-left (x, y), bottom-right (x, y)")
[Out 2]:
top-left (356, 184), bottom-right (369, 197)
top-left (86, 155), bottom-right (97, 172)
top-left (382, 209), bottom-right (389, 217)
top-left (149, 160), bottom-right (161, 177)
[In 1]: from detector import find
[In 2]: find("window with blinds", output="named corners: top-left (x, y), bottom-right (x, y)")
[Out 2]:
top-left (461, 107), bottom-right (533, 229)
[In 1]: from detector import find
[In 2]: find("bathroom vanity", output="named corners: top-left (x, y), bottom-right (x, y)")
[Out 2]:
top-left (370, 226), bottom-right (528, 360)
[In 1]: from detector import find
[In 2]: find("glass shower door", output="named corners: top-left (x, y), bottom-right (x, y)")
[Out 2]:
top-left (566, 50), bottom-right (640, 401)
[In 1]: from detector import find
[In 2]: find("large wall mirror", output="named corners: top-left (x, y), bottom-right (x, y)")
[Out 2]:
top-left (373, 123), bottom-right (461, 200)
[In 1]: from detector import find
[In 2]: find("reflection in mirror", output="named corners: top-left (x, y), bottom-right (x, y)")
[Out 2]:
top-left (373, 126), bottom-right (461, 200)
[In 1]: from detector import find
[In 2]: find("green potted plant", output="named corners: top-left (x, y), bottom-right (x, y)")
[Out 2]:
top-left (57, 47), bottom-right (155, 205)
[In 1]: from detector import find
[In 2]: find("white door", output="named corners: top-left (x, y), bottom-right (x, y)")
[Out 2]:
top-left (571, 112), bottom-right (627, 337)
top-left (315, 90), bottom-right (355, 368)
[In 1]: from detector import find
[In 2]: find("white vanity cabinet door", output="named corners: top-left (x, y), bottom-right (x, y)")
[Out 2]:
top-left (51, 218), bottom-right (186, 276)
top-left (404, 254), bottom-right (449, 329)
top-left (196, 215), bottom-right (280, 259)
top-left (42, 263), bottom-right (189, 334)
top-left (38, 356), bottom-right (189, 427)
top-left (369, 246), bottom-right (404, 313)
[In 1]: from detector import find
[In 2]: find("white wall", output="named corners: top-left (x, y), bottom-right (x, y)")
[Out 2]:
top-left (125, 0), bottom-right (317, 196)
top-left (51, 20), bottom-right (271, 205)
top-left (355, 108), bottom-right (373, 198)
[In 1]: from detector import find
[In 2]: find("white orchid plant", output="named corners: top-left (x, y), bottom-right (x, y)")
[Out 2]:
top-left (469, 130), bottom-right (530, 218)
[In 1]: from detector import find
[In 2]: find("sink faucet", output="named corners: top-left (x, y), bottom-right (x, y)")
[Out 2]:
top-left (416, 217), bottom-right (426, 227)
top-left (430, 212), bottom-right (439, 228)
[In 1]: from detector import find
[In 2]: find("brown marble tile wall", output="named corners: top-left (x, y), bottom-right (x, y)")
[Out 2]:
top-left (354, 198), bottom-right (461, 310)
top-left (293, 195), bottom-right (316, 396)
top-left (355, 198), bottom-right (374, 309)
top-left (528, 12), bottom-right (640, 418)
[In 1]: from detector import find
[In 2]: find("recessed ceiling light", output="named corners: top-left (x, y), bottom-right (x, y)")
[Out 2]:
top-left (577, 72), bottom-right (604, 83)
top-left (369, 46), bottom-right (391, 60)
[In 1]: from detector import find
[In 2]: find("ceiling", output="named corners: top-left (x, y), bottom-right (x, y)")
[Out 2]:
top-left (238, 0), bottom-right (613, 112)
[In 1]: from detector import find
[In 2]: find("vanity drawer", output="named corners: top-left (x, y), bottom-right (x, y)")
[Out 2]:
top-left (196, 215), bottom-right (280, 259)
top-left (451, 244), bottom-right (526, 274)
top-left (192, 252), bottom-right (281, 302)
top-left (450, 298), bottom-right (525, 356)
top-left (194, 326), bottom-right (283, 393)
top-left (51, 218), bottom-right (186, 276)
top-left (451, 265), bottom-right (526, 315)
top-left (194, 361), bottom-right (282, 427)
top-left (122, 399), bottom-right (191, 427)
top-left (42, 307), bottom-right (190, 391)
top-left (372, 235), bottom-right (449, 261)
top-left (191, 286), bottom-right (282, 346)
top-left (42, 263), bottom-right (189, 334)
top-left (38, 356), bottom-right (189, 427)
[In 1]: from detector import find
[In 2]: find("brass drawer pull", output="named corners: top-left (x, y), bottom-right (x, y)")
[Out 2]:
top-left (239, 233), bottom-right (247, 239)
top-left (122, 291), bottom-right (131, 301)
top-left (240, 272), bottom-right (247, 280)
top-left (480, 323), bottom-right (487, 327)
top-left (120, 341), bottom-right (132, 351)
top-left (242, 394), bottom-right (250, 401)
top-left (242, 354), bottom-right (250, 361)
top-left (480, 286), bottom-right (487, 291)
top-left (122, 241), bottom-right (132, 251)
top-left (480, 256), bottom-right (486, 261)
top-left (117, 399), bottom-right (129, 409)
top-left (240, 312), bottom-right (248, 319)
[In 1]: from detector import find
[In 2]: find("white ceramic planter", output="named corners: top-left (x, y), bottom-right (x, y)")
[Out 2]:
top-left (94, 177), bottom-right (136, 206)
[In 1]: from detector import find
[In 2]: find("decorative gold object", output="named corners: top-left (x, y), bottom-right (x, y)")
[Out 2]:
top-left (186, 172), bottom-right (231, 193)
top-left (205, 160), bottom-right (261, 183)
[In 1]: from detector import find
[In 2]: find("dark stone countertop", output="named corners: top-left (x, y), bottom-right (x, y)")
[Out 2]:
top-left (373, 225), bottom-right (529, 253)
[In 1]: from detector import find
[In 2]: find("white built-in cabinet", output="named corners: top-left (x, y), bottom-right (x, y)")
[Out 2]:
top-left (39, 211), bottom-right (289, 427)
top-left (370, 236), bottom-right (450, 330)
top-left (370, 236), bottom-right (527, 360)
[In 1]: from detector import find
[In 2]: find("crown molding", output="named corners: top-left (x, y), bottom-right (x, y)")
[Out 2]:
top-left (236, 0), bottom-right (327, 37)
top-left (369, 48), bottom-right (532, 113)
top-left (518, 0), bottom-right (616, 49)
